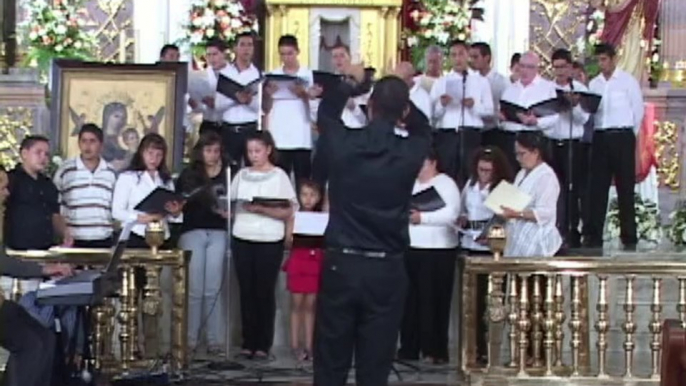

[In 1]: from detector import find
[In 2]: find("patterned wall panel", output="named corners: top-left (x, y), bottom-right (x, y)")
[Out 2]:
top-left (80, 0), bottom-right (135, 62)
top-left (529, 0), bottom-right (588, 77)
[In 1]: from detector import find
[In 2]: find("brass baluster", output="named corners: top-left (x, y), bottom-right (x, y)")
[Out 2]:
top-left (517, 275), bottom-right (530, 377)
top-left (143, 266), bottom-right (162, 358)
top-left (595, 276), bottom-right (610, 379)
top-left (649, 277), bottom-right (662, 379)
top-left (678, 277), bottom-right (686, 329)
top-left (171, 252), bottom-right (189, 371)
top-left (622, 275), bottom-right (636, 378)
top-left (542, 275), bottom-right (556, 376)
top-left (553, 274), bottom-right (565, 367)
top-left (127, 267), bottom-right (139, 363)
top-left (487, 272), bottom-right (506, 369)
top-left (507, 274), bottom-right (519, 368)
top-left (92, 306), bottom-right (105, 370)
top-left (531, 276), bottom-right (543, 367)
top-left (569, 276), bottom-right (582, 376)
top-left (10, 278), bottom-right (21, 301)
top-left (117, 267), bottom-right (132, 371)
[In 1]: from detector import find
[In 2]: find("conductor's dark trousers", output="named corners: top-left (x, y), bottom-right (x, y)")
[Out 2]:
top-left (314, 249), bottom-right (407, 386)
top-left (0, 300), bottom-right (56, 386)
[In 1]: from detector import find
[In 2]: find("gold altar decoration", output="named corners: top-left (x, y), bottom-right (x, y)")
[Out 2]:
top-left (654, 120), bottom-right (680, 190)
top-left (529, 0), bottom-right (587, 77)
top-left (264, 0), bottom-right (402, 73)
top-left (462, 253), bottom-right (686, 384)
top-left (9, 247), bottom-right (190, 374)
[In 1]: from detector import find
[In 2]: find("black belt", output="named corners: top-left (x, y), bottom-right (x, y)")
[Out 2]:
top-left (551, 138), bottom-right (581, 146)
top-left (327, 247), bottom-right (401, 260)
top-left (222, 122), bottom-right (257, 132)
top-left (465, 220), bottom-right (490, 230)
top-left (597, 128), bottom-right (633, 134)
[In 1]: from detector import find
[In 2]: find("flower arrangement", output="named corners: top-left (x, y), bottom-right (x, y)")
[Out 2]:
top-left (402, 0), bottom-right (476, 69)
top-left (605, 193), bottom-right (662, 243)
top-left (179, 0), bottom-right (259, 59)
top-left (574, 7), bottom-right (605, 79)
top-left (646, 20), bottom-right (663, 87)
top-left (20, 0), bottom-right (96, 81)
top-left (667, 203), bottom-right (686, 247)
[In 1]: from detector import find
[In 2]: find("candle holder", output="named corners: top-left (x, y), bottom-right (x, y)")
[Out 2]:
top-left (487, 224), bottom-right (506, 261)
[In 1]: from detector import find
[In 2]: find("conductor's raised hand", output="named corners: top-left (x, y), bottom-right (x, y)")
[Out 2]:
top-left (342, 63), bottom-right (366, 84)
top-left (165, 200), bottom-right (185, 217)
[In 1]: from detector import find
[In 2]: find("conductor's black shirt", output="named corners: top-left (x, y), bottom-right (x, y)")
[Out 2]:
top-left (314, 82), bottom-right (432, 254)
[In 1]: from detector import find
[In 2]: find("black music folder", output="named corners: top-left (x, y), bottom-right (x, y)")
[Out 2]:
top-left (411, 187), bottom-right (446, 212)
top-left (500, 97), bottom-right (565, 123)
top-left (134, 187), bottom-right (199, 214)
top-left (251, 197), bottom-right (291, 208)
top-left (555, 89), bottom-right (602, 113)
top-left (313, 71), bottom-right (344, 94)
top-left (217, 74), bottom-right (263, 101)
top-left (359, 104), bottom-right (368, 116)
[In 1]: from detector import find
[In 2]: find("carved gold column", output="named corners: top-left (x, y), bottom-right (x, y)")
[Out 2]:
top-left (569, 276), bottom-right (582, 376)
top-left (507, 275), bottom-right (519, 368)
top-left (622, 275), bottom-right (636, 378)
top-left (542, 275), bottom-right (556, 376)
top-left (530, 276), bottom-right (543, 368)
top-left (142, 265), bottom-right (162, 358)
top-left (171, 251), bottom-right (189, 371)
top-left (487, 272), bottom-right (506, 369)
top-left (117, 267), bottom-right (136, 370)
top-left (649, 277), bottom-right (662, 379)
top-left (595, 275), bottom-right (610, 379)
top-left (360, 9), bottom-right (380, 69)
top-left (553, 274), bottom-right (565, 367)
top-left (517, 275), bottom-right (530, 377)
top-left (384, 6), bottom-right (401, 70)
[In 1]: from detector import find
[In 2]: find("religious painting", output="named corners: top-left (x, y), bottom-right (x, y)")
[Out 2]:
top-left (50, 60), bottom-right (187, 171)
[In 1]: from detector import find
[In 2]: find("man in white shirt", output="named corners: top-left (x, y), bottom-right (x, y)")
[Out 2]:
top-left (469, 42), bottom-right (508, 147)
top-left (265, 34), bottom-right (321, 183)
top-left (394, 61), bottom-right (431, 120)
top-left (414, 45), bottom-right (444, 96)
top-left (430, 39), bottom-right (494, 186)
top-left (585, 43), bottom-right (644, 250)
top-left (53, 124), bottom-right (117, 248)
top-left (547, 49), bottom-right (591, 249)
top-left (198, 36), bottom-right (261, 168)
top-left (499, 52), bottom-right (559, 169)
top-left (331, 43), bottom-right (368, 128)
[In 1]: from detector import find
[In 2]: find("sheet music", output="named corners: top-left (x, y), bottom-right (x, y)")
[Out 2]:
top-left (293, 212), bottom-right (329, 236)
top-left (483, 181), bottom-right (532, 215)
top-left (271, 77), bottom-right (309, 100)
top-left (188, 71), bottom-right (213, 102)
top-left (445, 78), bottom-right (464, 101)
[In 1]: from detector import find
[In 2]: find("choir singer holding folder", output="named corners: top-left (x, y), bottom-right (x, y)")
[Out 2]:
top-left (498, 52), bottom-right (560, 169)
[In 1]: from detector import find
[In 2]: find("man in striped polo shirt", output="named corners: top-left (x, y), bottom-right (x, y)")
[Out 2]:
top-left (53, 124), bottom-right (117, 248)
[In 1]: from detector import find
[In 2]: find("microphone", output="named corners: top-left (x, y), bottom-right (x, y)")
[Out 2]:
top-left (568, 77), bottom-right (574, 91)
top-left (462, 70), bottom-right (468, 81)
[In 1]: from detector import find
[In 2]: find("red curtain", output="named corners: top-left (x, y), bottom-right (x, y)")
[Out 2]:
top-left (600, 0), bottom-right (662, 46)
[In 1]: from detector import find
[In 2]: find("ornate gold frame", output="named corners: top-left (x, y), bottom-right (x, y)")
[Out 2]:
top-left (264, 0), bottom-right (402, 72)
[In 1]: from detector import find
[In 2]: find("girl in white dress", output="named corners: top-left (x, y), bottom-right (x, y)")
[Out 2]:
top-left (501, 132), bottom-right (562, 257)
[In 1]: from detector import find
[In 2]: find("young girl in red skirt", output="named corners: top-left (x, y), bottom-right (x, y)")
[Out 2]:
top-left (283, 180), bottom-right (324, 363)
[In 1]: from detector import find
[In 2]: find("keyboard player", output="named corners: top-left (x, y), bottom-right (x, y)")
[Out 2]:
top-left (0, 168), bottom-right (74, 386)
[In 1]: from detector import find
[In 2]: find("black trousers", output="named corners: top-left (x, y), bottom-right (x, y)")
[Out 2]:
top-left (434, 128), bottom-right (482, 187)
top-left (488, 130), bottom-right (518, 171)
top-left (585, 130), bottom-right (637, 246)
top-left (200, 121), bottom-right (256, 169)
top-left (549, 139), bottom-right (588, 246)
top-left (398, 248), bottom-right (456, 361)
top-left (481, 129), bottom-right (498, 148)
top-left (277, 149), bottom-right (312, 186)
top-left (72, 237), bottom-right (114, 249)
top-left (314, 251), bottom-right (407, 386)
top-left (232, 237), bottom-right (284, 353)
top-left (0, 300), bottom-right (56, 386)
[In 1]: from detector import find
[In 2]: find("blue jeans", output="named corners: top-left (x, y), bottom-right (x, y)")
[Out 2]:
top-left (179, 229), bottom-right (228, 348)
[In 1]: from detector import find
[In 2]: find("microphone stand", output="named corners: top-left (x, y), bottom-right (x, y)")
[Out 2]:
top-left (459, 70), bottom-right (467, 187)
top-left (566, 80), bottom-right (574, 248)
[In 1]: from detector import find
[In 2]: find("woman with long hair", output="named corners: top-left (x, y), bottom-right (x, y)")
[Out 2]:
top-left (398, 147), bottom-right (461, 365)
top-left (458, 145), bottom-right (513, 364)
top-left (176, 132), bottom-right (229, 356)
top-left (230, 130), bottom-right (296, 361)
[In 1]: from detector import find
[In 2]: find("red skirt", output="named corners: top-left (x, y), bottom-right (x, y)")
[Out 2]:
top-left (283, 247), bottom-right (324, 294)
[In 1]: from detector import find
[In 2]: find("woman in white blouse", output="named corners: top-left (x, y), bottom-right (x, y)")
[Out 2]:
top-left (457, 146), bottom-right (512, 364)
top-left (230, 130), bottom-right (296, 361)
top-left (500, 132), bottom-right (562, 257)
top-left (399, 149), bottom-right (460, 365)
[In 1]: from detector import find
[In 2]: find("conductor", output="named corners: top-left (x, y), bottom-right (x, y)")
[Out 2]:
top-left (312, 65), bottom-right (432, 386)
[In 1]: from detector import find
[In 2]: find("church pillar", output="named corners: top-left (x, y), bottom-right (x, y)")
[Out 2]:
top-left (2, 0), bottom-right (17, 70)
top-left (132, 0), bottom-right (170, 63)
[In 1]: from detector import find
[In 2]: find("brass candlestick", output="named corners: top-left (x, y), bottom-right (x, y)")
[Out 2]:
top-left (595, 276), bottom-right (610, 379)
top-left (145, 221), bottom-right (165, 255)
top-left (487, 224), bottom-right (506, 261)
top-left (649, 277), bottom-right (662, 379)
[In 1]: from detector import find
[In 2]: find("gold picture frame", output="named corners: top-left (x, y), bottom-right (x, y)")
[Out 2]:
top-left (50, 60), bottom-right (188, 171)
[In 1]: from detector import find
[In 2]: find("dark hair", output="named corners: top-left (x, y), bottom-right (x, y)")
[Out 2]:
top-left (594, 43), bottom-right (616, 58)
top-left (331, 43), bottom-right (350, 55)
top-left (470, 42), bottom-right (492, 58)
top-left (278, 34), bottom-right (299, 50)
top-left (20, 135), bottom-right (49, 152)
top-left (368, 76), bottom-right (409, 123)
top-left (424, 146), bottom-right (443, 173)
top-left (510, 53), bottom-right (521, 68)
top-left (572, 61), bottom-right (585, 71)
top-left (78, 123), bottom-right (104, 142)
top-left (126, 133), bottom-right (172, 183)
top-left (245, 130), bottom-right (278, 165)
top-left (159, 44), bottom-right (179, 58)
top-left (515, 131), bottom-right (550, 163)
top-left (449, 39), bottom-right (470, 50)
top-left (551, 48), bottom-right (573, 64)
top-left (235, 30), bottom-right (256, 44)
top-left (206, 38), bottom-right (227, 52)
top-left (468, 146), bottom-right (513, 191)
top-left (178, 131), bottom-right (225, 193)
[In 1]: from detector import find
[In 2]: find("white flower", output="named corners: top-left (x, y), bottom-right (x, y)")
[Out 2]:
top-left (192, 17), bottom-right (203, 27)
top-left (407, 36), bottom-right (418, 47)
top-left (437, 31), bottom-right (449, 44)
top-left (52, 155), bottom-right (63, 165)
top-left (74, 41), bottom-right (83, 49)
top-left (29, 31), bottom-right (38, 41)
top-left (55, 44), bottom-right (64, 52)
top-left (55, 25), bottom-right (67, 35)
top-left (206, 28), bottom-right (215, 38)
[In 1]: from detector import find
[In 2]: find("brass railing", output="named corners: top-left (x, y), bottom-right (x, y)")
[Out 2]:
top-left (7, 234), bottom-right (190, 374)
top-left (461, 230), bottom-right (686, 384)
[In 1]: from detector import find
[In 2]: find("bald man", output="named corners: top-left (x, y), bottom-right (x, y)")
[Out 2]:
top-left (498, 51), bottom-right (559, 169)
top-left (394, 62), bottom-right (432, 120)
